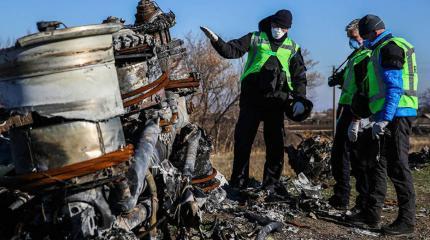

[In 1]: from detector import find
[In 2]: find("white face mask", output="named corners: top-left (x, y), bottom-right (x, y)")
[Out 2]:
top-left (271, 27), bottom-right (286, 39)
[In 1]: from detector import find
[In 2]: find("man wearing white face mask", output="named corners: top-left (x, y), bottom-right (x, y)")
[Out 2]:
top-left (201, 10), bottom-right (310, 192)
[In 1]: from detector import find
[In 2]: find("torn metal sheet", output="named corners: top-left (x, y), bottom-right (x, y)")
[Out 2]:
top-left (352, 228), bottom-right (381, 237)
top-left (175, 96), bottom-right (191, 129)
top-left (292, 173), bottom-right (322, 199)
top-left (116, 58), bottom-right (162, 95)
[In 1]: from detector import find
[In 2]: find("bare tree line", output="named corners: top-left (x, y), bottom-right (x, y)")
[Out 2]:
top-left (0, 37), bottom-right (14, 49)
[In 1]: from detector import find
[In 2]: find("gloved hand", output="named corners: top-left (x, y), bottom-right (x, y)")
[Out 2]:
top-left (292, 102), bottom-right (305, 117)
top-left (348, 120), bottom-right (360, 142)
top-left (372, 121), bottom-right (389, 140)
top-left (200, 26), bottom-right (219, 42)
top-left (328, 72), bottom-right (343, 87)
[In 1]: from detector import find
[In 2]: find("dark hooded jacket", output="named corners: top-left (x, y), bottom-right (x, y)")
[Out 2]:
top-left (211, 16), bottom-right (307, 108)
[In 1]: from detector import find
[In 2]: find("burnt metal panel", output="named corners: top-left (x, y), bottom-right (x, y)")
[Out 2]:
top-left (117, 59), bottom-right (162, 95)
top-left (10, 118), bottom-right (125, 174)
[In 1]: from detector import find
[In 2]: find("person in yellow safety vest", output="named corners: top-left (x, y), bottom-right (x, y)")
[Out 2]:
top-left (327, 19), bottom-right (372, 213)
top-left (200, 10), bottom-right (311, 195)
top-left (347, 15), bottom-right (418, 237)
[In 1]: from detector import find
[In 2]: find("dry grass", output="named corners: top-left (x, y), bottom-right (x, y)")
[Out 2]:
top-left (211, 150), bottom-right (295, 181)
top-left (410, 136), bottom-right (430, 152)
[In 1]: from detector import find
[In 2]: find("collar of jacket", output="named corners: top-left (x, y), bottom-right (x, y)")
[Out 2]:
top-left (370, 30), bottom-right (393, 50)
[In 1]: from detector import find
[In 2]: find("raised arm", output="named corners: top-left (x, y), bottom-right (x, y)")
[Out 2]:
top-left (201, 26), bottom-right (252, 59)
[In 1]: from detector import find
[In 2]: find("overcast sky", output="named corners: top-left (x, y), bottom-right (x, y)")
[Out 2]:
top-left (0, 0), bottom-right (428, 110)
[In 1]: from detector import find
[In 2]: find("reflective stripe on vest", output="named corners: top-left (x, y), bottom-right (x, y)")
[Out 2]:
top-left (338, 49), bottom-right (371, 105)
top-left (368, 37), bottom-right (419, 113)
top-left (241, 32), bottom-right (299, 91)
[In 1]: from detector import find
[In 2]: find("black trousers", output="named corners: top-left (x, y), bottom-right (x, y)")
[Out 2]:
top-left (331, 105), bottom-right (353, 205)
top-left (350, 128), bottom-right (375, 209)
top-left (230, 106), bottom-right (285, 188)
top-left (366, 117), bottom-right (416, 225)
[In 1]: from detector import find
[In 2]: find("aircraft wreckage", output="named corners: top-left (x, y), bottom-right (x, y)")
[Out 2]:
top-left (0, 1), bottom-right (220, 239)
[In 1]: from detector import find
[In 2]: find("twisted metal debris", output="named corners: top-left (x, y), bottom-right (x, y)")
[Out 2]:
top-left (409, 146), bottom-right (430, 169)
top-left (0, 0), bottom-right (221, 239)
top-left (286, 135), bottom-right (333, 181)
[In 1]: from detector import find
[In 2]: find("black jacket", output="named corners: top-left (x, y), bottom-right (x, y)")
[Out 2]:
top-left (370, 33), bottom-right (405, 70)
top-left (350, 50), bottom-right (372, 118)
top-left (353, 52), bottom-right (370, 94)
top-left (211, 16), bottom-right (307, 108)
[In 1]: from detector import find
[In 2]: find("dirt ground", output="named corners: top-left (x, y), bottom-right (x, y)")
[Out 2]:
top-left (210, 151), bottom-right (430, 240)
top-left (203, 209), bottom-right (430, 240)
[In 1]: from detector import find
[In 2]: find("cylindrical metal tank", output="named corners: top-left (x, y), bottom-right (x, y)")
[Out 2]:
top-left (0, 24), bottom-right (124, 121)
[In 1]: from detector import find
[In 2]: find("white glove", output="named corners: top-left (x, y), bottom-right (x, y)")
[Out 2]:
top-left (348, 121), bottom-right (360, 142)
top-left (200, 26), bottom-right (219, 42)
top-left (372, 121), bottom-right (389, 140)
top-left (292, 102), bottom-right (305, 117)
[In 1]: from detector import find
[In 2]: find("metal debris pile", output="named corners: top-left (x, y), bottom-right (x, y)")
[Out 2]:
top-left (409, 146), bottom-right (430, 169)
top-left (0, 0), bottom-right (222, 239)
top-left (286, 136), bottom-right (332, 181)
top-left (172, 175), bottom-right (339, 239)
